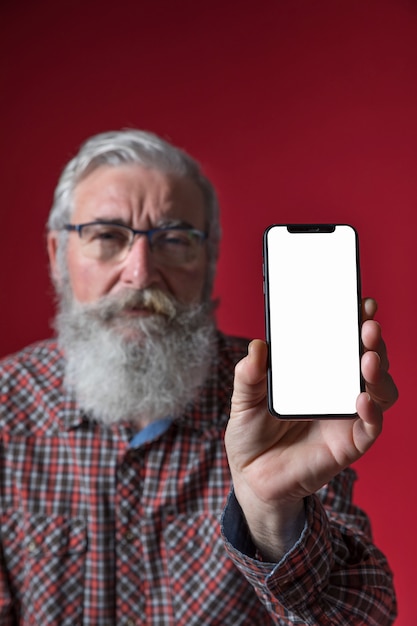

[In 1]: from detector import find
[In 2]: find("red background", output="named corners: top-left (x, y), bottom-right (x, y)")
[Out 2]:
top-left (1, 1), bottom-right (416, 623)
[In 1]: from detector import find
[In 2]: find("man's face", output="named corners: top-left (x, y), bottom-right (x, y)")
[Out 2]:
top-left (48, 163), bottom-right (216, 426)
top-left (48, 163), bottom-right (209, 306)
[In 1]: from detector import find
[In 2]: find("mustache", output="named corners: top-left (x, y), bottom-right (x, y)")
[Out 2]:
top-left (90, 288), bottom-right (178, 321)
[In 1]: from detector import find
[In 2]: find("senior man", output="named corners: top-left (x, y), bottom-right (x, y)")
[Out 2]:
top-left (0, 129), bottom-right (398, 625)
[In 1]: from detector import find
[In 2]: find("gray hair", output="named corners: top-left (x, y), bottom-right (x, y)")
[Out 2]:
top-left (48, 129), bottom-right (221, 298)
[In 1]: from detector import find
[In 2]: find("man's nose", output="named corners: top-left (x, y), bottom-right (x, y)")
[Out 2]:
top-left (119, 235), bottom-right (159, 289)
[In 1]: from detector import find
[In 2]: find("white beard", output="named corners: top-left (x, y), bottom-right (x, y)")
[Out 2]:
top-left (55, 288), bottom-right (217, 426)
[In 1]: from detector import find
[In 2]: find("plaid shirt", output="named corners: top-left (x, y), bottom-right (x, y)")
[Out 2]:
top-left (0, 335), bottom-right (396, 625)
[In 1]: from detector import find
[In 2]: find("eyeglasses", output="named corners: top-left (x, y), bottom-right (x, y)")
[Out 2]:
top-left (64, 222), bottom-right (208, 266)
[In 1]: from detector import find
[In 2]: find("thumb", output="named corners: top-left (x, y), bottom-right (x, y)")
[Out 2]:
top-left (231, 339), bottom-right (268, 413)
top-left (227, 339), bottom-right (273, 470)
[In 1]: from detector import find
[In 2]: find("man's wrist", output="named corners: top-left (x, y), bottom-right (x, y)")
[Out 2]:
top-left (244, 498), bottom-right (306, 562)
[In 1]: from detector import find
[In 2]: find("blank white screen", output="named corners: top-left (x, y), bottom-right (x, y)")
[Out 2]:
top-left (265, 225), bottom-right (361, 416)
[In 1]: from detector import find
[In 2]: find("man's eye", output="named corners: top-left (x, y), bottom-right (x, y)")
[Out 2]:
top-left (156, 232), bottom-right (191, 246)
top-left (97, 231), bottom-right (123, 240)
top-left (88, 227), bottom-right (128, 243)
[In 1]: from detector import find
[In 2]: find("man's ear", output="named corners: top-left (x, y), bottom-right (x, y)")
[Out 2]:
top-left (47, 231), bottom-right (62, 285)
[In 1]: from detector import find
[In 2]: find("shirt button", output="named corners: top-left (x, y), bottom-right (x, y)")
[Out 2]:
top-left (27, 540), bottom-right (37, 553)
top-left (125, 531), bottom-right (135, 542)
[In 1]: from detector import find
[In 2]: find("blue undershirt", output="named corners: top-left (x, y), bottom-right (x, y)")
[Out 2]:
top-left (129, 417), bottom-right (173, 448)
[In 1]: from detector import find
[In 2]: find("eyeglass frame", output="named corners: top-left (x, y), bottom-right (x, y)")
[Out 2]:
top-left (63, 221), bottom-right (208, 264)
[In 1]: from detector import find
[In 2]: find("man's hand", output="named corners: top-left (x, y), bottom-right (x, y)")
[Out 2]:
top-left (224, 298), bottom-right (398, 562)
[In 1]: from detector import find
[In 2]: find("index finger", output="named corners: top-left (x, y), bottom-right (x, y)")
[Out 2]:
top-left (361, 300), bottom-right (390, 371)
top-left (361, 297), bottom-right (378, 322)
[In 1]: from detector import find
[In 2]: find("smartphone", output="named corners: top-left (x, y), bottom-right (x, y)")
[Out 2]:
top-left (263, 224), bottom-right (363, 419)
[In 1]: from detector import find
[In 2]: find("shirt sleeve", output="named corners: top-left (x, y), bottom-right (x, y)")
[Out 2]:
top-left (221, 468), bottom-right (397, 626)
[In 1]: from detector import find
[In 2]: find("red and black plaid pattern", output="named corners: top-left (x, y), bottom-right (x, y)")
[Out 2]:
top-left (0, 336), bottom-right (396, 625)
